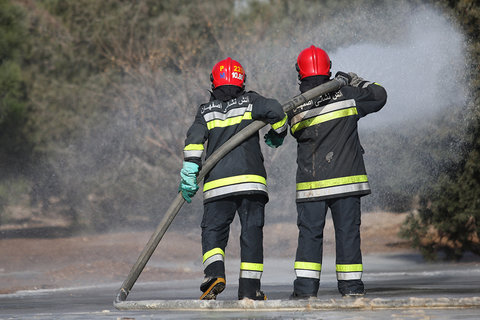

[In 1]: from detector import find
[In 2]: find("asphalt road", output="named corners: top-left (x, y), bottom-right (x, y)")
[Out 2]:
top-left (1, 253), bottom-right (480, 319)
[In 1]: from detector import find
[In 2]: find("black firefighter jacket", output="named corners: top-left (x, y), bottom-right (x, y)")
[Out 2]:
top-left (184, 90), bottom-right (287, 203)
top-left (287, 79), bottom-right (387, 202)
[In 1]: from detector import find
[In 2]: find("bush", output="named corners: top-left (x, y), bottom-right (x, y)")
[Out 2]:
top-left (400, 164), bottom-right (480, 260)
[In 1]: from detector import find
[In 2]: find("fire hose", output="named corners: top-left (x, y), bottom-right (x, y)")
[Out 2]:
top-left (114, 77), bottom-right (346, 304)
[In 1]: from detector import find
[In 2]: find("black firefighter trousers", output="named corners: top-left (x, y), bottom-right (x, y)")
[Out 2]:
top-left (201, 194), bottom-right (267, 298)
top-left (294, 196), bottom-right (364, 296)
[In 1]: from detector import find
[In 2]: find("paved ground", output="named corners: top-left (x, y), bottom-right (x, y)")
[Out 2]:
top-left (0, 212), bottom-right (411, 294)
top-left (1, 212), bottom-right (480, 319)
top-left (1, 253), bottom-right (480, 319)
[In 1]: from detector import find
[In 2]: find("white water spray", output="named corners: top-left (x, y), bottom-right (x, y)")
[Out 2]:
top-left (333, 8), bottom-right (467, 129)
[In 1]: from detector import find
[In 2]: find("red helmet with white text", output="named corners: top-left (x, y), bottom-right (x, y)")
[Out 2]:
top-left (210, 57), bottom-right (246, 89)
top-left (296, 45), bottom-right (331, 80)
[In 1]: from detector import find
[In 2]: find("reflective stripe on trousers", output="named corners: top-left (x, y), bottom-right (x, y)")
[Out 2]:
top-left (240, 262), bottom-right (263, 279)
top-left (294, 261), bottom-right (321, 279)
top-left (336, 264), bottom-right (363, 280)
top-left (203, 247), bottom-right (225, 269)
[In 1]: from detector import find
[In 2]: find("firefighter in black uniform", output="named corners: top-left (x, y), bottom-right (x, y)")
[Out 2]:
top-left (265, 45), bottom-right (387, 298)
top-left (179, 57), bottom-right (288, 300)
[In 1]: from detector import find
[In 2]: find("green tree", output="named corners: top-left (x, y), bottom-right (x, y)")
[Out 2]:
top-left (0, 0), bottom-right (32, 222)
top-left (0, 0), bottom-right (30, 162)
top-left (399, 130), bottom-right (480, 260)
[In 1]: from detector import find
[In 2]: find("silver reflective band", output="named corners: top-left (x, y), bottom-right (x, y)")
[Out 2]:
top-left (203, 254), bottom-right (224, 269)
top-left (290, 99), bottom-right (356, 127)
top-left (337, 271), bottom-right (363, 280)
top-left (203, 105), bottom-right (252, 122)
top-left (361, 81), bottom-right (372, 89)
top-left (273, 120), bottom-right (288, 134)
top-left (295, 269), bottom-right (321, 279)
top-left (274, 122), bottom-right (288, 134)
top-left (183, 150), bottom-right (203, 158)
top-left (240, 270), bottom-right (262, 279)
top-left (296, 182), bottom-right (370, 200)
top-left (204, 182), bottom-right (267, 200)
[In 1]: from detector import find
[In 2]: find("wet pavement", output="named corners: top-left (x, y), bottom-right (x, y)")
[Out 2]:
top-left (1, 253), bottom-right (480, 319)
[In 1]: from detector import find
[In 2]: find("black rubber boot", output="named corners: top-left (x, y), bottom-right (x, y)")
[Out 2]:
top-left (290, 277), bottom-right (319, 299)
top-left (199, 277), bottom-right (226, 300)
top-left (289, 291), bottom-right (317, 300)
top-left (338, 279), bottom-right (365, 297)
top-left (240, 290), bottom-right (266, 300)
top-left (238, 278), bottom-right (266, 300)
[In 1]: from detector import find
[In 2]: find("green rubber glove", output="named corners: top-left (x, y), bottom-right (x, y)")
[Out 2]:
top-left (179, 161), bottom-right (199, 203)
top-left (264, 129), bottom-right (285, 148)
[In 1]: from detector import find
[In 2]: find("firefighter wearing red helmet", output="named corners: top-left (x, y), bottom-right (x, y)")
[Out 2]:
top-left (295, 45), bottom-right (331, 79)
top-left (266, 45), bottom-right (387, 298)
top-left (210, 57), bottom-right (246, 89)
top-left (179, 57), bottom-right (288, 300)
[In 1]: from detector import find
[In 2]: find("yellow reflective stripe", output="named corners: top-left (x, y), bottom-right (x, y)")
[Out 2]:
top-left (206, 112), bottom-right (252, 130)
top-left (203, 248), bottom-right (224, 263)
top-left (271, 114), bottom-right (287, 130)
top-left (296, 175), bottom-right (368, 191)
top-left (291, 107), bottom-right (357, 134)
top-left (184, 144), bottom-right (204, 151)
top-left (204, 175), bottom-right (266, 192)
top-left (203, 182), bottom-right (267, 199)
top-left (294, 261), bottom-right (321, 271)
top-left (336, 264), bottom-right (363, 272)
top-left (240, 262), bottom-right (263, 272)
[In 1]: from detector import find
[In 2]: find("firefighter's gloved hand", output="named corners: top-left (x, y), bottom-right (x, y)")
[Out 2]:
top-left (264, 129), bottom-right (284, 148)
top-left (335, 71), bottom-right (365, 87)
top-left (179, 161), bottom-right (199, 203)
top-left (348, 72), bottom-right (365, 87)
top-left (334, 71), bottom-right (352, 85)
top-left (179, 183), bottom-right (198, 203)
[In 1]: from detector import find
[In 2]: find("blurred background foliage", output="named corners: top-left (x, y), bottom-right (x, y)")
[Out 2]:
top-left (0, 0), bottom-right (479, 260)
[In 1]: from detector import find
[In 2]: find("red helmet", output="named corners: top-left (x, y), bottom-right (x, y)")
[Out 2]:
top-left (296, 45), bottom-right (331, 79)
top-left (210, 57), bottom-right (246, 89)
